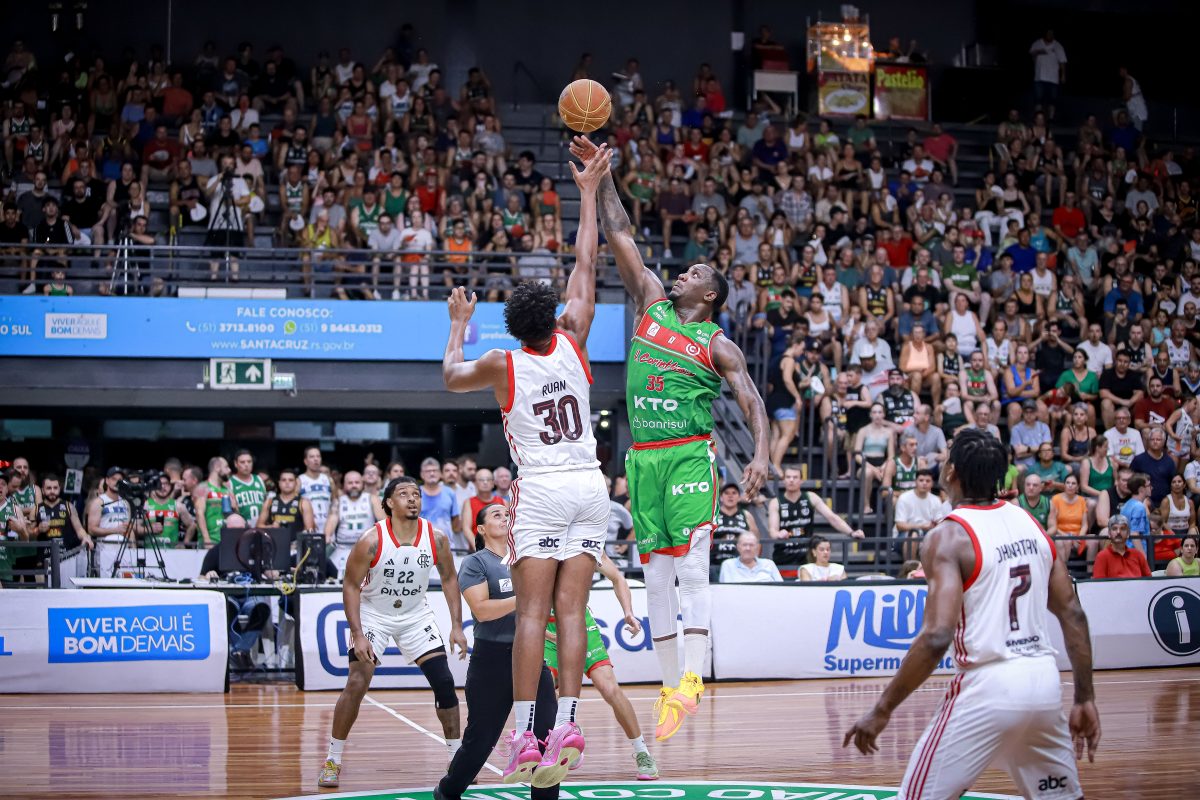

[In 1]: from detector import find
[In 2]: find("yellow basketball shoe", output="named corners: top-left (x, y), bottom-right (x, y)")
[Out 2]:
top-left (317, 759), bottom-right (341, 788)
top-left (653, 686), bottom-right (687, 741)
top-left (672, 671), bottom-right (705, 715)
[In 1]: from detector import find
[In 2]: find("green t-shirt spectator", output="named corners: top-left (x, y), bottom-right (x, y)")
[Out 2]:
top-left (942, 261), bottom-right (978, 291)
top-left (846, 124), bottom-right (876, 150)
top-left (1056, 369), bottom-right (1099, 397)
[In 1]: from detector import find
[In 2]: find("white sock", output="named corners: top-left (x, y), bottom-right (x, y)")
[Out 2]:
top-left (446, 738), bottom-right (462, 757)
top-left (629, 735), bottom-right (648, 755)
top-left (654, 636), bottom-right (681, 687)
top-left (555, 696), bottom-right (579, 727)
top-left (684, 632), bottom-right (707, 677)
top-left (327, 737), bottom-right (345, 764)
top-left (515, 700), bottom-right (536, 733)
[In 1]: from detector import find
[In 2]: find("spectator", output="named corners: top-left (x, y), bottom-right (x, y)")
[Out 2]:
top-left (1016, 473), bottom-right (1050, 527)
top-left (1130, 428), bottom-right (1175, 506)
top-left (1099, 351), bottom-right (1144, 429)
top-left (1011, 400), bottom-right (1052, 469)
top-left (1165, 534), bottom-right (1199, 577)
top-left (1120, 474), bottom-right (1153, 547)
top-left (923, 123), bottom-right (958, 185)
top-left (1092, 514), bottom-right (1150, 578)
top-left (1028, 442), bottom-right (1071, 494)
top-left (1133, 377), bottom-right (1176, 439)
top-left (1104, 407), bottom-right (1144, 468)
top-left (892, 469), bottom-right (942, 560)
top-left (798, 534), bottom-right (846, 582)
top-left (718, 531), bottom-right (782, 583)
top-left (1048, 473), bottom-right (1090, 567)
top-left (418, 456), bottom-right (460, 546)
top-left (1029, 30), bottom-right (1067, 119)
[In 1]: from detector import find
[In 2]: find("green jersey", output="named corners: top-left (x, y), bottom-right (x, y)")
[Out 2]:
top-left (626, 300), bottom-right (724, 444)
top-left (202, 481), bottom-right (231, 543)
top-left (145, 496), bottom-right (180, 543)
top-left (230, 474), bottom-right (267, 522)
top-left (942, 261), bottom-right (978, 291)
top-left (892, 455), bottom-right (917, 492)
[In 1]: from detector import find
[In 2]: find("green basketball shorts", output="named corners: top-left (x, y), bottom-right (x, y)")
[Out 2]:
top-left (624, 435), bottom-right (719, 564)
top-left (545, 606), bottom-right (611, 677)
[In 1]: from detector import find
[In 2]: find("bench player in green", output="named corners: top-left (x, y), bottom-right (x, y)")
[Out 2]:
top-left (545, 553), bottom-right (659, 780)
top-left (230, 450), bottom-right (267, 524)
top-left (574, 135), bottom-right (770, 741)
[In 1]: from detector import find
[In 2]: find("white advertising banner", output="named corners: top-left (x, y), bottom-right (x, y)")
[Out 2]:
top-left (711, 579), bottom-right (1200, 680)
top-left (0, 589), bottom-right (228, 693)
top-left (298, 586), bottom-right (666, 690)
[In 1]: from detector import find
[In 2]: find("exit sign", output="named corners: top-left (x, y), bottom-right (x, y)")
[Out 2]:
top-left (209, 358), bottom-right (271, 390)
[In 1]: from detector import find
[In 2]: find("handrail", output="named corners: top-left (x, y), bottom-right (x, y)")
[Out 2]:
top-left (511, 60), bottom-right (553, 110)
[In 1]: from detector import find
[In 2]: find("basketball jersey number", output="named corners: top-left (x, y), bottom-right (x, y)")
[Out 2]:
top-left (1008, 564), bottom-right (1032, 632)
top-left (646, 375), bottom-right (665, 392)
top-left (532, 395), bottom-right (583, 445)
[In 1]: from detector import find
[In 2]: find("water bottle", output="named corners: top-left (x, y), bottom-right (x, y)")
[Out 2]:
top-left (222, 493), bottom-right (233, 516)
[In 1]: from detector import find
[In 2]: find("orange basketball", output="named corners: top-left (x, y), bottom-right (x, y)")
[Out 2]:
top-left (558, 79), bottom-right (611, 133)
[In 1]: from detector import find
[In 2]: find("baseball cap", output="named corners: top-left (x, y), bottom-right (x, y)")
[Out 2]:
top-left (1021, 399), bottom-right (1038, 411)
top-left (106, 466), bottom-right (124, 477)
top-left (804, 337), bottom-right (822, 352)
top-left (860, 346), bottom-right (877, 359)
top-left (888, 367), bottom-right (904, 377)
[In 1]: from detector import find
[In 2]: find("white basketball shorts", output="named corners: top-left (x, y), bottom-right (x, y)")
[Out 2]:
top-left (898, 656), bottom-right (1081, 800)
top-left (352, 605), bottom-right (444, 665)
top-left (506, 468), bottom-right (608, 565)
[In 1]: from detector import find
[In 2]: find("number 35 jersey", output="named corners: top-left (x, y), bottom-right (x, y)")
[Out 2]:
top-left (944, 501), bottom-right (1058, 671)
top-left (360, 518), bottom-right (438, 620)
top-left (626, 300), bottom-right (724, 444)
top-left (501, 330), bottom-right (599, 474)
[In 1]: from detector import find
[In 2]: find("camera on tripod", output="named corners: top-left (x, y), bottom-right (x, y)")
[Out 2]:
top-left (115, 469), bottom-right (163, 510)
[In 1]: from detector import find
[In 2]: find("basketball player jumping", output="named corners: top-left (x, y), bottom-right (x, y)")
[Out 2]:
top-left (443, 145), bottom-right (612, 787)
top-left (318, 476), bottom-right (468, 789)
top-left (845, 428), bottom-right (1101, 799)
top-left (572, 135), bottom-right (769, 741)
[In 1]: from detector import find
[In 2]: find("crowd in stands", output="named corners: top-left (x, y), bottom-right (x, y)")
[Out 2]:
top-left (5, 29), bottom-right (1200, 584)
top-left (0, 35), bottom-right (569, 298)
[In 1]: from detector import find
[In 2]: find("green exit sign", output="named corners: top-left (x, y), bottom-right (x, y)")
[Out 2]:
top-left (209, 358), bottom-right (272, 390)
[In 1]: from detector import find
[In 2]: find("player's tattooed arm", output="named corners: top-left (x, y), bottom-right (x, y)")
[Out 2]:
top-left (433, 531), bottom-right (470, 658)
top-left (713, 335), bottom-right (770, 500)
top-left (1047, 555), bottom-right (1101, 761)
top-left (570, 135), bottom-right (664, 312)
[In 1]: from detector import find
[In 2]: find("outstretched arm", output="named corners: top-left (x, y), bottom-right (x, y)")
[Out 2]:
top-left (570, 136), bottom-right (664, 314)
top-left (844, 519), bottom-right (969, 755)
top-left (711, 335), bottom-right (769, 499)
top-left (442, 286), bottom-right (508, 402)
top-left (557, 143), bottom-right (611, 348)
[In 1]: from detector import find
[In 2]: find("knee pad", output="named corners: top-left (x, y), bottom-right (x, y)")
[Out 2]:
top-left (419, 654), bottom-right (459, 709)
top-left (677, 530), bottom-right (713, 630)
top-left (642, 554), bottom-right (678, 638)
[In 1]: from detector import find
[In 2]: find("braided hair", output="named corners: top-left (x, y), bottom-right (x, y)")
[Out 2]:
top-left (947, 427), bottom-right (1008, 501)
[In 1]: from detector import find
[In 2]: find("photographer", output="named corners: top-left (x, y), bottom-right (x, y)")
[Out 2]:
top-left (205, 154), bottom-right (252, 281)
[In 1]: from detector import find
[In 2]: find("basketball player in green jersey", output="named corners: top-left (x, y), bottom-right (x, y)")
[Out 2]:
top-left (230, 450), bottom-right (267, 524)
top-left (571, 136), bottom-right (769, 741)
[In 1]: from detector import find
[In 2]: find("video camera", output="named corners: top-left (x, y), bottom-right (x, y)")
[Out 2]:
top-left (115, 469), bottom-right (164, 509)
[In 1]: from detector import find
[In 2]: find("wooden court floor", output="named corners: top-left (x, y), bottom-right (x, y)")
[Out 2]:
top-left (2, 668), bottom-right (1196, 800)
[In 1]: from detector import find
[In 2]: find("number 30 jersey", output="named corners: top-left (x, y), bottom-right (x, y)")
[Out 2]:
top-left (944, 501), bottom-right (1058, 671)
top-left (501, 330), bottom-right (599, 474)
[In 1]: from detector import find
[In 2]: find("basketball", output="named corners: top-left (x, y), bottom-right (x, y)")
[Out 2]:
top-left (558, 78), bottom-right (611, 133)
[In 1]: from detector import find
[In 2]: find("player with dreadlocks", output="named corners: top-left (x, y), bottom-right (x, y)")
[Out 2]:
top-left (846, 427), bottom-right (1101, 798)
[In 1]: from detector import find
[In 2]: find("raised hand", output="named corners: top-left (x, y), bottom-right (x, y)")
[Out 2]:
top-left (569, 143), bottom-right (610, 191)
top-left (568, 135), bottom-right (601, 163)
top-left (447, 286), bottom-right (477, 324)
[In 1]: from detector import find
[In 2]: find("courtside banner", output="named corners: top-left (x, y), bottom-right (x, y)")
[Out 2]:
top-left (0, 589), bottom-right (228, 693)
top-left (298, 586), bottom-right (665, 690)
top-left (0, 297), bottom-right (626, 362)
top-left (711, 579), bottom-right (1200, 680)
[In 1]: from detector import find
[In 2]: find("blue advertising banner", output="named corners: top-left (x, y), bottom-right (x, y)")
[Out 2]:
top-left (0, 297), bottom-right (627, 362)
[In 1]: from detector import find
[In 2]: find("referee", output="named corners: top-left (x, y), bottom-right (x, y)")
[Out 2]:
top-left (437, 505), bottom-right (559, 800)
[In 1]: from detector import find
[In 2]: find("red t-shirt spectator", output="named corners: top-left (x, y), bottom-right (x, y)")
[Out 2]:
top-left (1132, 395), bottom-right (1176, 429)
top-left (705, 86), bottom-right (726, 115)
top-left (1052, 205), bottom-right (1087, 239)
top-left (882, 236), bottom-right (915, 268)
top-left (683, 140), bottom-right (709, 162)
top-left (923, 133), bottom-right (955, 163)
top-left (142, 138), bottom-right (180, 169)
top-left (161, 86), bottom-right (194, 119)
top-left (1092, 545), bottom-right (1151, 578)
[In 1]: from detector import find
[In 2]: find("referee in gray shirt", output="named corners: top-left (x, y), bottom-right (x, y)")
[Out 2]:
top-left (437, 505), bottom-right (559, 800)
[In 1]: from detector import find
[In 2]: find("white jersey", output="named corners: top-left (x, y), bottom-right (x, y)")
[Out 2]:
top-left (100, 493), bottom-right (130, 531)
top-left (335, 493), bottom-right (375, 548)
top-left (1166, 338), bottom-right (1192, 369)
top-left (299, 472), bottom-right (332, 530)
top-left (944, 502), bottom-right (1057, 671)
top-left (501, 330), bottom-right (599, 474)
top-left (360, 518), bottom-right (438, 619)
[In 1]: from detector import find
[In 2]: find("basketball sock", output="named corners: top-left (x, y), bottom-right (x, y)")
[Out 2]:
top-left (655, 637), bottom-right (681, 688)
top-left (555, 696), bottom-right (579, 727)
top-left (446, 738), bottom-right (462, 758)
top-left (629, 735), bottom-right (649, 755)
top-left (515, 700), bottom-right (536, 733)
top-left (683, 632), bottom-right (707, 677)
top-left (327, 737), bottom-right (345, 764)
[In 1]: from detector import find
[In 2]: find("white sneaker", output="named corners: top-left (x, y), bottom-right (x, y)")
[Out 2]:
top-left (391, 289), bottom-right (401, 300)
top-left (21, 282), bottom-right (35, 294)
top-left (373, 289), bottom-right (382, 300)
top-left (663, 248), bottom-right (673, 259)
